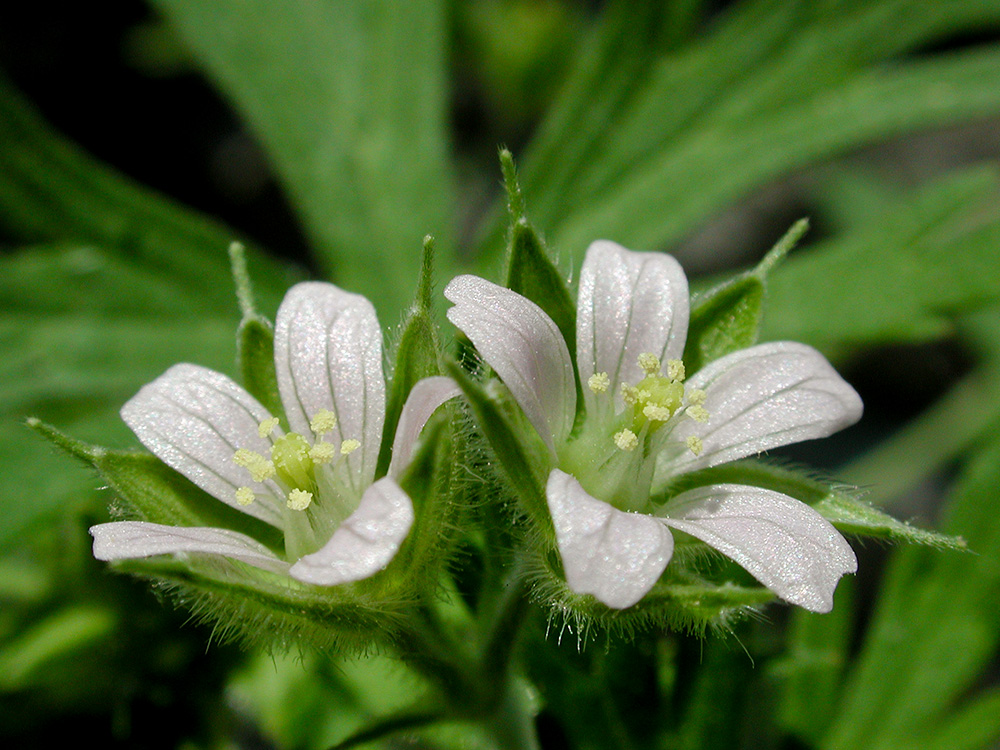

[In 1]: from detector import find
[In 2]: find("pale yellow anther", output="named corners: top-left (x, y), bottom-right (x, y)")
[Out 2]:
top-left (233, 449), bottom-right (276, 483)
top-left (287, 488), bottom-right (313, 511)
top-left (638, 352), bottom-right (661, 376)
top-left (588, 372), bottom-right (610, 394)
top-left (687, 388), bottom-right (707, 406)
top-left (614, 429), bottom-right (639, 452)
top-left (309, 441), bottom-right (336, 465)
top-left (235, 486), bottom-right (256, 506)
top-left (686, 436), bottom-right (704, 456)
top-left (340, 439), bottom-right (361, 456)
top-left (310, 409), bottom-right (338, 435)
top-left (621, 384), bottom-right (639, 406)
top-left (687, 405), bottom-right (710, 424)
top-left (667, 359), bottom-right (685, 382)
top-left (258, 417), bottom-right (280, 439)
top-left (643, 403), bottom-right (673, 422)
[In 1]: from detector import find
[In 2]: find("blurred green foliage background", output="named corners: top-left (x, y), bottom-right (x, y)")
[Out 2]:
top-left (2, 1), bottom-right (1000, 748)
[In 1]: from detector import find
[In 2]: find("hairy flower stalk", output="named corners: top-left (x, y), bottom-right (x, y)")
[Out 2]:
top-left (90, 282), bottom-right (458, 586)
top-left (445, 240), bottom-right (863, 611)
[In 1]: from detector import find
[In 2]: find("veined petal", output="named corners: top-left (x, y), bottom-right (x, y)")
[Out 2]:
top-left (90, 521), bottom-right (289, 575)
top-left (547, 469), bottom-right (673, 609)
top-left (388, 376), bottom-right (461, 478)
top-left (576, 241), bottom-right (689, 407)
top-left (445, 275), bottom-right (575, 451)
top-left (121, 363), bottom-right (284, 527)
top-left (660, 484), bottom-right (857, 613)
top-left (289, 477), bottom-right (413, 586)
top-left (274, 282), bottom-right (386, 488)
top-left (666, 341), bottom-right (863, 475)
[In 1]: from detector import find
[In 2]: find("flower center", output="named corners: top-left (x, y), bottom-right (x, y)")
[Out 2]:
top-left (231, 409), bottom-right (362, 558)
top-left (561, 354), bottom-right (710, 512)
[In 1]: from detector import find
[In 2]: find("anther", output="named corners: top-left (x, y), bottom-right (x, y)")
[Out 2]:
top-left (687, 405), bottom-right (709, 424)
top-left (638, 352), bottom-right (661, 376)
top-left (588, 372), bottom-right (610, 394)
top-left (686, 436), bottom-right (703, 455)
top-left (687, 389), bottom-right (706, 406)
top-left (310, 409), bottom-right (338, 435)
top-left (309, 441), bottom-right (336, 464)
top-left (258, 417), bottom-right (280, 439)
top-left (667, 359), bottom-right (685, 382)
top-left (287, 488), bottom-right (313, 511)
top-left (340, 439), bottom-right (361, 455)
top-left (614, 429), bottom-right (639, 452)
top-left (235, 487), bottom-right (256, 506)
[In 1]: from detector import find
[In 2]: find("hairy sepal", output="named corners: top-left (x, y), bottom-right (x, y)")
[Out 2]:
top-left (237, 316), bottom-right (283, 422)
top-left (445, 361), bottom-right (552, 538)
top-left (115, 557), bottom-right (410, 654)
top-left (29, 419), bottom-right (280, 550)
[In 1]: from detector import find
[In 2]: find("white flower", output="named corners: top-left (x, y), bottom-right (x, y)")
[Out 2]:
top-left (91, 282), bottom-right (458, 586)
top-left (445, 240), bottom-right (862, 612)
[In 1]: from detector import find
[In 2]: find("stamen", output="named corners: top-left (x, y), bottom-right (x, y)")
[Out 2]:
top-left (686, 436), bottom-right (703, 455)
top-left (638, 352), bottom-right (661, 376)
top-left (642, 403), bottom-right (673, 422)
top-left (235, 487), bottom-right (256, 506)
top-left (310, 409), bottom-right (338, 435)
top-left (287, 488), bottom-right (313, 511)
top-left (340, 439), bottom-right (361, 455)
top-left (687, 405), bottom-right (709, 424)
top-left (621, 384), bottom-right (640, 406)
top-left (309, 441), bottom-right (336, 465)
top-left (258, 417), bottom-right (280, 438)
top-left (233, 449), bottom-right (276, 482)
top-left (614, 429), bottom-right (639, 452)
top-left (588, 372), bottom-right (610, 394)
top-left (687, 388), bottom-right (706, 406)
top-left (667, 359), bottom-right (685, 382)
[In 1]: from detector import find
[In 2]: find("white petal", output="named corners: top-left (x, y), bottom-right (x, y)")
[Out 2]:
top-left (121, 363), bottom-right (285, 527)
top-left (547, 469), bottom-right (673, 609)
top-left (388, 376), bottom-right (461, 478)
top-left (274, 282), bottom-right (386, 488)
top-left (666, 341), bottom-right (864, 475)
top-left (661, 484), bottom-right (857, 613)
top-left (576, 241), bottom-right (689, 407)
top-left (90, 521), bottom-right (289, 575)
top-left (445, 275), bottom-right (576, 451)
top-left (289, 477), bottom-right (413, 586)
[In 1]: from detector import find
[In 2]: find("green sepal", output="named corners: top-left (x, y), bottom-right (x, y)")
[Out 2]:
top-left (395, 411), bottom-right (461, 586)
top-left (113, 557), bottom-right (411, 655)
top-left (230, 242), bottom-right (284, 420)
top-left (28, 419), bottom-right (282, 552)
top-left (683, 218), bottom-right (808, 372)
top-left (237, 317), bottom-right (283, 420)
top-left (500, 150), bottom-right (577, 357)
top-left (529, 546), bottom-right (774, 639)
top-left (378, 236), bottom-right (442, 478)
top-left (660, 458), bottom-right (966, 550)
top-left (444, 361), bottom-right (551, 536)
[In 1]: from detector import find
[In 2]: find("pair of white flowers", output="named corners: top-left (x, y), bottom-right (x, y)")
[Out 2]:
top-left (93, 241), bottom-right (861, 613)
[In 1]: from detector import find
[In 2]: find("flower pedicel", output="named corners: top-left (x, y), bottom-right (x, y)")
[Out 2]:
top-left (91, 282), bottom-right (458, 586)
top-left (445, 240), bottom-right (862, 611)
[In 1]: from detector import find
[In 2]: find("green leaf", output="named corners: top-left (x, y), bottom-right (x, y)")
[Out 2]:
top-left (153, 0), bottom-right (455, 320)
top-left (378, 237), bottom-right (442, 478)
top-left (0, 76), bottom-right (291, 313)
top-left (27, 420), bottom-right (282, 551)
top-left (762, 168), bottom-right (1000, 349)
top-left (663, 460), bottom-right (965, 549)
top-left (684, 219), bottom-right (807, 372)
top-left (821, 433), bottom-right (1000, 750)
top-left (500, 151), bottom-right (577, 361)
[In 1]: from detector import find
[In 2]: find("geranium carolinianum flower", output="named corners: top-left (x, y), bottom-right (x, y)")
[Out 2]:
top-left (91, 282), bottom-right (458, 586)
top-left (445, 241), bottom-right (862, 612)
